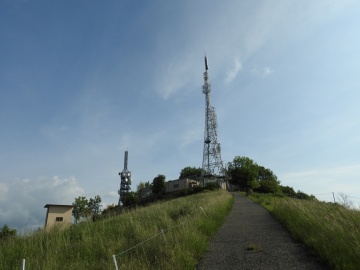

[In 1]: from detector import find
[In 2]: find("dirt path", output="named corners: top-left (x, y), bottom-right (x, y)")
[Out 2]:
top-left (196, 193), bottom-right (329, 270)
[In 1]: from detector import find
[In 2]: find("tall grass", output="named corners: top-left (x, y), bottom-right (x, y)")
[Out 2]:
top-left (250, 193), bottom-right (360, 270)
top-left (0, 189), bottom-right (233, 270)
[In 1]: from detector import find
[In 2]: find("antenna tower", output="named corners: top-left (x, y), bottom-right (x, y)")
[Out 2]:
top-left (202, 56), bottom-right (224, 177)
top-left (118, 150), bottom-right (132, 205)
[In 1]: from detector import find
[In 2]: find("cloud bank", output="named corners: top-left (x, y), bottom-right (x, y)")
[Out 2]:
top-left (0, 176), bottom-right (85, 232)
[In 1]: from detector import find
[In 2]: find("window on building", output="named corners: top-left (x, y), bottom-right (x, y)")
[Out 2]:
top-left (56, 217), bottom-right (63, 222)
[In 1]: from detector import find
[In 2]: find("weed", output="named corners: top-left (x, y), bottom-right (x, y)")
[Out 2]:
top-left (0, 189), bottom-right (233, 270)
top-left (248, 192), bottom-right (360, 270)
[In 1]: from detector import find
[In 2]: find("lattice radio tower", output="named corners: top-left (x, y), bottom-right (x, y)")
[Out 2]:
top-left (118, 150), bottom-right (132, 205)
top-left (202, 56), bottom-right (224, 177)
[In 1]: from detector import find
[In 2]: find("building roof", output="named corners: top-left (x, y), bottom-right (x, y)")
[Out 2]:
top-left (44, 204), bottom-right (73, 208)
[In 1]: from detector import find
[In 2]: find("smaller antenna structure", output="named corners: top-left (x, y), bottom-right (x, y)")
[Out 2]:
top-left (118, 150), bottom-right (132, 205)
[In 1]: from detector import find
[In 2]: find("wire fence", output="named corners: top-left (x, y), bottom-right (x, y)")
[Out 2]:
top-left (111, 206), bottom-right (206, 270)
top-left (16, 193), bottom-right (360, 269)
top-left (313, 192), bottom-right (360, 208)
top-left (110, 193), bottom-right (360, 269)
top-left (15, 206), bottom-right (205, 270)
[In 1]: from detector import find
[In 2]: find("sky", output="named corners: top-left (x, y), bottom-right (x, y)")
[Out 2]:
top-left (1, 0), bottom-right (360, 232)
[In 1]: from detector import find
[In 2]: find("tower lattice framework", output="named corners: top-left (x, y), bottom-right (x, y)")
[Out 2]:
top-left (202, 56), bottom-right (224, 177)
top-left (118, 150), bottom-right (132, 205)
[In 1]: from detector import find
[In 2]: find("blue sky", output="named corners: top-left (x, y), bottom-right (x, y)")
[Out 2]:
top-left (1, 0), bottom-right (360, 231)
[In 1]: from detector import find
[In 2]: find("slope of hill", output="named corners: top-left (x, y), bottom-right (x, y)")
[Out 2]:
top-left (249, 193), bottom-right (360, 269)
top-left (0, 189), bottom-right (233, 270)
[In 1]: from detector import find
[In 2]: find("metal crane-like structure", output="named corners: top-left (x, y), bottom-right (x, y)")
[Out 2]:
top-left (118, 150), bottom-right (132, 205)
top-left (202, 56), bottom-right (224, 178)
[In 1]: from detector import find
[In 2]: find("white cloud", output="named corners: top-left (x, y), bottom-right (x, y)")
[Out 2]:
top-left (154, 52), bottom-right (199, 100)
top-left (225, 58), bottom-right (242, 84)
top-left (156, 64), bottom-right (186, 100)
top-left (0, 176), bottom-right (85, 232)
top-left (251, 66), bottom-right (274, 76)
top-left (263, 67), bottom-right (274, 76)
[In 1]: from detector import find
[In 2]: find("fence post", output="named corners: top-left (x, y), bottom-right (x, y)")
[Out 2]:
top-left (161, 228), bottom-right (167, 242)
top-left (112, 255), bottom-right (119, 270)
top-left (21, 259), bottom-right (25, 270)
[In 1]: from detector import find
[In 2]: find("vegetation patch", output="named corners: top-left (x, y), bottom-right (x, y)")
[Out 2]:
top-left (0, 189), bottom-right (233, 270)
top-left (248, 192), bottom-right (360, 270)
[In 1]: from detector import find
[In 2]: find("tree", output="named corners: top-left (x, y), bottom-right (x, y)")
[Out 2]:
top-left (179, 166), bottom-right (203, 179)
top-left (122, 192), bottom-right (140, 206)
top-left (137, 182), bottom-right (146, 190)
top-left (72, 196), bottom-right (89, 223)
top-left (136, 182), bottom-right (146, 197)
top-left (72, 195), bottom-right (102, 223)
top-left (88, 195), bottom-right (102, 216)
top-left (257, 166), bottom-right (277, 182)
top-left (256, 179), bottom-right (280, 193)
top-left (227, 156), bottom-right (280, 193)
top-left (280, 185), bottom-right (297, 197)
top-left (101, 204), bottom-right (117, 215)
top-left (256, 166), bottom-right (280, 193)
top-left (227, 156), bottom-right (259, 190)
top-left (0, 224), bottom-right (16, 239)
top-left (295, 190), bottom-right (315, 200)
top-left (152, 174), bottom-right (166, 195)
top-left (144, 181), bottom-right (151, 187)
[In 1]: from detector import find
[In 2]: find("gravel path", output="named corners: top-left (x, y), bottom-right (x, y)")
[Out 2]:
top-left (196, 193), bottom-right (329, 270)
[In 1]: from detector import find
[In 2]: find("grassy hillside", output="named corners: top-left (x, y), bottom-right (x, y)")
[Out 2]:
top-left (0, 189), bottom-right (233, 270)
top-left (249, 193), bottom-right (360, 270)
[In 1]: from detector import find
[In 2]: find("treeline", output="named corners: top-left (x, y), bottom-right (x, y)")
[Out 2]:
top-left (226, 156), bottom-right (315, 200)
top-left (0, 224), bottom-right (16, 240)
top-left (79, 155), bottom-right (315, 220)
top-left (105, 175), bottom-right (220, 212)
top-left (1, 155), bottom-right (314, 237)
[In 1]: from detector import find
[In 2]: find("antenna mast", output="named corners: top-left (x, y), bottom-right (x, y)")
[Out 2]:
top-left (202, 56), bottom-right (224, 177)
top-left (118, 150), bottom-right (132, 205)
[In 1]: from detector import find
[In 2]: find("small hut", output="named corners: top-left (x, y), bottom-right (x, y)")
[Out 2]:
top-left (44, 204), bottom-right (73, 229)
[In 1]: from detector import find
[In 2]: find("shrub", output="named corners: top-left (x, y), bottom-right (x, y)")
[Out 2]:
top-left (192, 186), bottom-right (205, 194)
top-left (205, 182), bottom-right (220, 190)
top-left (256, 180), bottom-right (280, 194)
top-left (280, 185), bottom-right (297, 197)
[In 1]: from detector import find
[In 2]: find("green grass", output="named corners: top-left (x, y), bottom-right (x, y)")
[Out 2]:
top-left (249, 193), bottom-right (360, 270)
top-left (0, 189), bottom-right (233, 270)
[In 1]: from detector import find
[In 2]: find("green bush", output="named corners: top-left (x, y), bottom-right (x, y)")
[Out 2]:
top-left (255, 180), bottom-right (280, 194)
top-left (280, 185), bottom-right (297, 197)
top-left (192, 186), bottom-right (205, 193)
top-left (176, 189), bottom-right (188, 197)
top-left (205, 182), bottom-right (220, 190)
